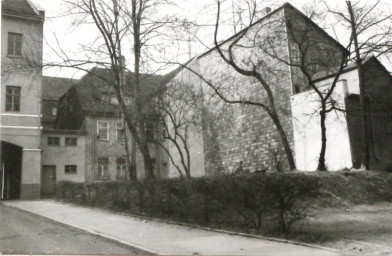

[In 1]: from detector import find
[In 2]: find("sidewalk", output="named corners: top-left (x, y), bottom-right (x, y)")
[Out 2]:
top-left (3, 200), bottom-right (341, 255)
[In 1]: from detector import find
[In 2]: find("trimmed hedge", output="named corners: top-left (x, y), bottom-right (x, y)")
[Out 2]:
top-left (56, 172), bottom-right (320, 233)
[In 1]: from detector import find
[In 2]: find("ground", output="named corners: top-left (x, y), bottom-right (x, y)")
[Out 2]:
top-left (294, 202), bottom-right (392, 255)
top-left (0, 205), bottom-right (145, 255)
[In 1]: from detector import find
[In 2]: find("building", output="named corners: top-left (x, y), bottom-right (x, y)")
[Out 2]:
top-left (1, 0), bottom-right (45, 199)
top-left (48, 68), bottom-right (172, 186)
top-left (167, 3), bottom-right (392, 173)
top-left (293, 57), bottom-right (392, 171)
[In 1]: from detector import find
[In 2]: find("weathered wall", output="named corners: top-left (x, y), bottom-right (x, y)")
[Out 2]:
top-left (172, 8), bottom-right (294, 174)
top-left (41, 132), bottom-right (86, 183)
top-left (291, 80), bottom-right (352, 171)
top-left (83, 116), bottom-right (164, 182)
top-left (345, 60), bottom-right (392, 170)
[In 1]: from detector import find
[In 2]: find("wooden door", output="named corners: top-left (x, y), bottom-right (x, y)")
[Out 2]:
top-left (41, 165), bottom-right (56, 198)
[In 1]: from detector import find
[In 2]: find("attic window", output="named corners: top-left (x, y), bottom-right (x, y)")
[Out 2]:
top-left (290, 43), bottom-right (300, 63)
top-left (310, 57), bottom-right (318, 72)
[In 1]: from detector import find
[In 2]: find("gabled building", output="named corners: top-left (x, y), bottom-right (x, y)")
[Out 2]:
top-left (167, 3), bottom-right (392, 173)
top-left (49, 68), bottom-right (170, 186)
top-left (1, 0), bottom-right (45, 199)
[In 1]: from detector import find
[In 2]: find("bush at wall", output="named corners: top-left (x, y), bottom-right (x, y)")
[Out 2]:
top-left (56, 172), bottom-right (322, 233)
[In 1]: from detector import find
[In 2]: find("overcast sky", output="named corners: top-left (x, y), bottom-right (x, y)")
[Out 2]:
top-left (31, 0), bottom-right (391, 79)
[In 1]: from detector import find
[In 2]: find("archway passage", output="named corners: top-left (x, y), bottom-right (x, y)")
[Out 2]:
top-left (1, 141), bottom-right (22, 199)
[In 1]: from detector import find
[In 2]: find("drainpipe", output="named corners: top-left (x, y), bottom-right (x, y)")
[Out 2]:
top-left (92, 117), bottom-right (96, 183)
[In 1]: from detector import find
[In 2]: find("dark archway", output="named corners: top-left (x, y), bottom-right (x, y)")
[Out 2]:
top-left (1, 141), bottom-right (22, 199)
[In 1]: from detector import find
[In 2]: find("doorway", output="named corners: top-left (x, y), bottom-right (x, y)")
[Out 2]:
top-left (0, 141), bottom-right (22, 200)
top-left (41, 165), bottom-right (56, 198)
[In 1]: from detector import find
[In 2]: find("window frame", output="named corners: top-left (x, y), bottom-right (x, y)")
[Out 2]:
top-left (290, 43), bottom-right (301, 64)
top-left (145, 122), bottom-right (155, 143)
top-left (116, 121), bottom-right (126, 141)
top-left (65, 165), bottom-right (77, 174)
top-left (310, 57), bottom-right (319, 72)
top-left (65, 137), bottom-right (77, 147)
top-left (47, 136), bottom-right (60, 146)
top-left (5, 86), bottom-right (21, 112)
top-left (116, 158), bottom-right (127, 179)
top-left (97, 121), bottom-right (109, 141)
top-left (7, 32), bottom-right (23, 57)
top-left (97, 158), bottom-right (109, 179)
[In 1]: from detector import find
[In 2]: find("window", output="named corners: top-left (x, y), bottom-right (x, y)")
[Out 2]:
top-left (65, 137), bottom-right (77, 146)
top-left (161, 121), bottom-right (167, 139)
top-left (116, 158), bottom-right (127, 179)
top-left (290, 43), bottom-right (300, 63)
top-left (97, 158), bottom-right (109, 179)
top-left (65, 165), bottom-right (77, 174)
top-left (309, 57), bottom-right (318, 72)
top-left (8, 33), bottom-right (23, 57)
top-left (97, 121), bottom-right (109, 140)
top-left (146, 122), bottom-right (155, 143)
top-left (117, 121), bottom-right (125, 141)
top-left (48, 137), bottom-right (60, 146)
top-left (52, 107), bottom-right (57, 116)
top-left (5, 86), bottom-right (21, 112)
top-left (294, 83), bottom-right (310, 94)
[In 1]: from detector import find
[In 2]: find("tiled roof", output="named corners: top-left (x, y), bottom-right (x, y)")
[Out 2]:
top-left (2, 0), bottom-right (41, 17)
top-left (42, 76), bottom-right (79, 100)
top-left (72, 68), bottom-right (164, 115)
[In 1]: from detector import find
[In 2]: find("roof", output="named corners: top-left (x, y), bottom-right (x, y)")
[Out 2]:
top-left (68, 68), bottom-right (164, 116)
top-left (2, 0), bottom-right (44, 20)
top-left (42, 76), bottom-right (79, 100)
top-left (196, 2), bottom-right (347, 61)
top-left (168, 2), bottom-right (347, 79)
top-left (312, 56), bottom-right (392, 82)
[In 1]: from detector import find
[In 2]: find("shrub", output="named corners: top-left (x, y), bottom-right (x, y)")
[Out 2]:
top-left (54, 173), bottom-right (319, 234)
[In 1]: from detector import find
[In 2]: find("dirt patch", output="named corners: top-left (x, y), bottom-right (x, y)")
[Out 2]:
top-left (292, 202), bottom-right (392, 254)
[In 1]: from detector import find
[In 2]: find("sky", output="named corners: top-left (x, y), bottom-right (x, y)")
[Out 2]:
top-left (30, 0), bottom-right (391, 79)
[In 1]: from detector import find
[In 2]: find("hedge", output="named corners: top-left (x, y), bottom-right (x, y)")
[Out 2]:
top-left (56, 172), bottom-right (322, 233)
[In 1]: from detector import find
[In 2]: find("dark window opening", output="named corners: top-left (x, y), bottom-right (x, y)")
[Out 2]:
top-left (97, 158), bottom-right (109, 179)
top-left (6, 86), bottom-right (21, 112)
top-left (48, 137), bottom-right (60, 146)
top-left (65, 165), bottom-right (77, 174)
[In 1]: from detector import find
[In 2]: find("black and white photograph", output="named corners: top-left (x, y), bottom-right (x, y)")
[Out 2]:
top-left (1, 0), bottom-right (392, 254)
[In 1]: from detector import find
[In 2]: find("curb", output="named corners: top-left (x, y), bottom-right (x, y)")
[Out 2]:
top-left (2, 202), bottom-right (164, 255)
top-left (50, 199), bottom-right (339, 254)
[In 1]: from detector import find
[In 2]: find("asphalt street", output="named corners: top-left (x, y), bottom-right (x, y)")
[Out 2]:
top-left (0, 204), bottom-right (145, 255)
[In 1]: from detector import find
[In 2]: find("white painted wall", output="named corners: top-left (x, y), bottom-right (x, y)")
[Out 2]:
top-left (291, 72), bottom-right (358, 171)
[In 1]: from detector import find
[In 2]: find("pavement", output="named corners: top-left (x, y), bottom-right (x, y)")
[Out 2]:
top-left (2, 200), bottom-right (342, 255)
top-left (0, 205), bottom-right (141, 255)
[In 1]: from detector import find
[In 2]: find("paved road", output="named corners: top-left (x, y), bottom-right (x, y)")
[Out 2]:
top-left (0, 204), bottom-right (145, 255)
top-left (3, 200), bottom-right (340, 255)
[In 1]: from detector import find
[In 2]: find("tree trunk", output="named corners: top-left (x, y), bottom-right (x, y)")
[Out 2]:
top-left (129, 140), bottom-right (137, 181)
top-left (269, 110), bottom-right (296, 170)
top-left (317, 109), bottom-right (327, 171)
top-left (347, 1), bottom-right (370, 170)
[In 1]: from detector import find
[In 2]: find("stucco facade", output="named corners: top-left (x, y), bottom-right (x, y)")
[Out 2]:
top-left (1, 0), bottom-right (44, 199)
top-left (292, 58), bottom-right (392, 171)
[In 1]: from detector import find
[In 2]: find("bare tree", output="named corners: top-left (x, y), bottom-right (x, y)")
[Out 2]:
top-left (206, 0), bottom-right (296, 170)
top-left (154, 80), bottom-right (202, 178)
top-left (325, 0), bottom-right (392, 169)
top-left (60, 0), bottom-right (177, 180)
top-left (259, 7), bottom-right (351, 171)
